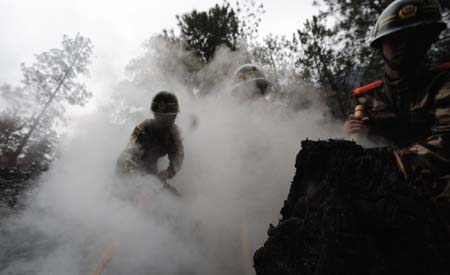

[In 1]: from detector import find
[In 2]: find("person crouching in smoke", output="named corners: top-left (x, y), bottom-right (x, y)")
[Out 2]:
top-left (116, 91), bottom-right (184, 183)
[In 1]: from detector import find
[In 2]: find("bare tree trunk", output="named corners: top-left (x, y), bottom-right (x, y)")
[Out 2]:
top-left (10, 67), bottom-right (72, 164)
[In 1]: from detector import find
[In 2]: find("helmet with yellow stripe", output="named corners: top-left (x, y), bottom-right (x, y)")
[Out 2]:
top-left (371, 0), bottom-right (447, 48)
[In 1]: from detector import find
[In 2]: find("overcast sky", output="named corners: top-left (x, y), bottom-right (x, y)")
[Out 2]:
top-left (0, 0), bottom-right (316, 111)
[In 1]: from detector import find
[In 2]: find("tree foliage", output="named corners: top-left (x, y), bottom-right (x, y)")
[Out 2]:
top-left (235, 0), bottom-right (265, 43)
top-left (0, 34), bottom-right (93, 167)
top-left (126, 31), bottom-right (202, 90)
top-left (176, 2), bottom-right (240, 63)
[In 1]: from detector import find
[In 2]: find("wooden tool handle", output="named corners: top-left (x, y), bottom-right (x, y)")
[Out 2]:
top-left (350, 105), bottom-right (365, 141)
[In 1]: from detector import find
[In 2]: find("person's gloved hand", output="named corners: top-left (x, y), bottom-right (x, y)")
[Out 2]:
top-left (344, 114), bottom-right (369, 135)
top-left (158, 168), bottom-right (175, 181)
top-left (123, 163), bottom-right (139, 175)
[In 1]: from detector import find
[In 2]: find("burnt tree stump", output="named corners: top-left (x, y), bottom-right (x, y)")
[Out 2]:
top-left (254, 140), bottom-right (450, 275)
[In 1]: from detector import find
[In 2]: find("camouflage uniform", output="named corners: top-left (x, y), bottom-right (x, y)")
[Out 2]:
top-left (352, 63), bottom-right (450, 220)
top-left (117, 119), bottom-right (184, 178)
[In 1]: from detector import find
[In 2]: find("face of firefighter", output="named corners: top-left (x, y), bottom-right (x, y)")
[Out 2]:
top-left (381, 28), bottom-right (432, 73)
top-left (154, 113), bottom-right (177, 128)
top-left (233, 80), bottom-right (268, 100)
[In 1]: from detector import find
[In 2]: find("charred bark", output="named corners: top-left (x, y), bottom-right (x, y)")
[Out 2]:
top-left (254, 140), bottom-right (450, 275)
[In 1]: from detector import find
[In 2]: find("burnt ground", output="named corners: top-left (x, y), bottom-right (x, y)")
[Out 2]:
top-left (254, 140), bottom-right (450, 275)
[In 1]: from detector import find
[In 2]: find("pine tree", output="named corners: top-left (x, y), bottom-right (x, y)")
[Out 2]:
top-left (0, 34), bottom-right (93, 166)
top-left (176, 2), bottom-right (240, 63)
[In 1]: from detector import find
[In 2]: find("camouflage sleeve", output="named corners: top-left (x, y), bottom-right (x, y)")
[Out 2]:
top-left (396, 78), bottom-right (450, 180)
top-left (166, 126), bottom-right (184, 178)
top-left (116, 125), bottom-right (145, 175)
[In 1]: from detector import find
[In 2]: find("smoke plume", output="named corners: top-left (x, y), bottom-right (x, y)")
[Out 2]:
top-left (0, 41), bottom-right (345, 275)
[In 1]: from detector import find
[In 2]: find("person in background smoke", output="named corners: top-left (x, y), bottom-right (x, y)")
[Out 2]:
top-left (116, 91), bottom-right (184, 182)
top-left (231, 64), bottom-right (271, 101)
top-left (344, 0), bottom-right (450, 223)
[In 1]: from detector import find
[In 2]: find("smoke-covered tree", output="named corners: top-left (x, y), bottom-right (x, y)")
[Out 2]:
top-left (122, 1), bottom-right (261, 101)
top-left (110, 30), bottom-right (203, 126)
top-left (235, 0), bottom-right (265, 44)
top-left (315, 0), bottom-right (386, 85)
top-left (294, 15), bottom-right (355, 118)
top-left (0, 108), bottom-right (26, 165)
top-left (176, 2), bottom-right (240, 63)
top-left (1, 34), bottom-right (93, 166)
top-left (292, 1), bottom-right (389, 117)
top-left (126, 30), bottom-right (203, 91)
top-left (251, 35), bottom-right (295, 89)
top-left (0, 111), bottom-right (56, 168)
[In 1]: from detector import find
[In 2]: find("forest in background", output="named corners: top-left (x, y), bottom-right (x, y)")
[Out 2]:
top-left (1, 0), bottom-right (449, 207)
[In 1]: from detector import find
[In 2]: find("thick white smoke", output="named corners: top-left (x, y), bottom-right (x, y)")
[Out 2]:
top-left (0, 42), bottom-right (345, 275)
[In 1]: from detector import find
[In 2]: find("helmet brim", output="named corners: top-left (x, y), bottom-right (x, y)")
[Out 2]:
top-left (153, 111), bottom-right (179, 115)
top-left (370, 21), bottom-right (447, 48)
top-left (232, 77), bottom-right (270, 91)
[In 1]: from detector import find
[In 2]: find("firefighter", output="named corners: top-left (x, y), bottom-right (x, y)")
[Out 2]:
top-left (231, 64), bottom-right (270, 100)
top-left (117, 91), bottom-right (184, 182)
top-left (344, 0), bottom-right (450, 221)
